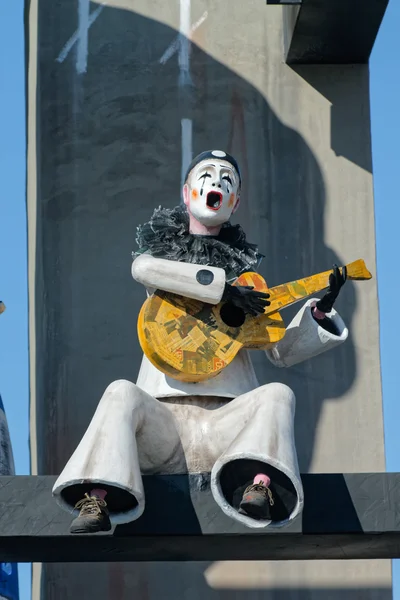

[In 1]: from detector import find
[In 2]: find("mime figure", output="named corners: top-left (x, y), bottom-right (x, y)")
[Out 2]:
top-left (52, 150), bottom-right (348, 533)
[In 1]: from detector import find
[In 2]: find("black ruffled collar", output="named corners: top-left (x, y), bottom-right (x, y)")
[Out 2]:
top-left (134, 205), bottom-right (263, 281)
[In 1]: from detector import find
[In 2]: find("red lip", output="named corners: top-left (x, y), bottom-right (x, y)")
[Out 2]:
top-left (206, 191), bottom-right (223, 210)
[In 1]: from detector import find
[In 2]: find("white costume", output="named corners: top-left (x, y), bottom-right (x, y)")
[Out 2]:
top-left (54, 150), bottom-right (348, 529)
top-left (53, 254), bottom-right (348, 529)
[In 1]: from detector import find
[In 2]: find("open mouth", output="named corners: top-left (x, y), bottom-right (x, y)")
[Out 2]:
top-left (206, 191), bottom-right (223, 211)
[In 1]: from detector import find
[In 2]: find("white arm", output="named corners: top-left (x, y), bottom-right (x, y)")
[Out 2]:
top-left (131, 253), bottom-right (226, 304)
top-left (266, 298), bottom-right (348, 368)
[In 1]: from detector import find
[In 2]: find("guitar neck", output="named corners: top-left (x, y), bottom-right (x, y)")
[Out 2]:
top-left (265, 259), bottom-right (372, 316)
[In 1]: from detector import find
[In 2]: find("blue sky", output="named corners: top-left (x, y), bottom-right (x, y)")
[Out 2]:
top-left (371, 0), bottom-right (400, 592)
top-left (0, 1), bottom-right (399, 599)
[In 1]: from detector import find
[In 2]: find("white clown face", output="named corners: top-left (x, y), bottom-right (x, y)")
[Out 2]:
top-left (183, 158), bottom-right (241, 226)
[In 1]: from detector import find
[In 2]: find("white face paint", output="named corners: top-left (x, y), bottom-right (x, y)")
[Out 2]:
top-left (183, 159), bottom-right (241, 226)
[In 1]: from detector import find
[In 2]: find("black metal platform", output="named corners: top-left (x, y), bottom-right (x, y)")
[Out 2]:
top-left (267, 0), bottom-right (389, 64)
top-left (0, 473), bottom-right (399, 562)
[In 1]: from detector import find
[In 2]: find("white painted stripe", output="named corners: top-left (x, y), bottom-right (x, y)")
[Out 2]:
top-left (76, 0), bottom-right (90, 74)
top-left (56, 4), bottom-right (105, 65)
top-left (181, 118), bottom-right (193, 189)
top-left (178, 0), bottom-right (191, 87)
top-left (159, 11), bottom-right (208, 65)
top-left (180, 0), bottom-right (191, 37)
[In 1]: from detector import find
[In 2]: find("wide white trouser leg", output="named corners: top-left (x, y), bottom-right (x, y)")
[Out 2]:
top-left (210, 382), bottom-right (304, 529)
top-left (52, 379), bottom-right (182, 524)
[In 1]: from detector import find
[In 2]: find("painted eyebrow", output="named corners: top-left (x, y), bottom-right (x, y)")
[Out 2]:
top-left (222, 169), bottom-right (236, 181)
top-left (222, 174), bottom-right (233, 183)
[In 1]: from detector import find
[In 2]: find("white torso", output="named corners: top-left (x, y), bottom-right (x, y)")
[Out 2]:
top-left (136, 349), bottom-right (259, 399)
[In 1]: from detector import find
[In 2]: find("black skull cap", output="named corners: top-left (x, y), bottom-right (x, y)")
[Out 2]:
top-left (184, 150), bottom-right (241, 186)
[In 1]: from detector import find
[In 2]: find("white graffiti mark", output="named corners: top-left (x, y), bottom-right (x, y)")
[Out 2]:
top-left (159, 10), bottom-right (208, 71)
top-left (56, 2), bottom-right (106, 72)
top-left (181, 118), bottom-right (193, 189)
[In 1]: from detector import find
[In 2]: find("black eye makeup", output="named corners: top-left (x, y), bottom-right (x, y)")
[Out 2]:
top-left (222, 175), bottom-right (233, 185)
top-left (198, 172), bottom-right (212, 180)
top-left (199, 172), bottom-right (211, 195)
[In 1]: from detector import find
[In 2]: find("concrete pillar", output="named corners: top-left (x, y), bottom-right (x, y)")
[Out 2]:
top-left (26, 0), bottom-right (390, 597)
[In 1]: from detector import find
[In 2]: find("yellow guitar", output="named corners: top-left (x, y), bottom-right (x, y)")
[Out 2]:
top-left (138, 259), bottom-right (372, 383)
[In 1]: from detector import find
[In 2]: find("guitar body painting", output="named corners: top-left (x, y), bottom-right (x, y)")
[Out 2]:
top-left (138, 271), bottom-right (285, 383)
top-left (138, 259), bottom-right (372, 382)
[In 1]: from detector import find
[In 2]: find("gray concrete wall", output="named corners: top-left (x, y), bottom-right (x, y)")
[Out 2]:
top-left (26, 0), bottom-right (391, 598)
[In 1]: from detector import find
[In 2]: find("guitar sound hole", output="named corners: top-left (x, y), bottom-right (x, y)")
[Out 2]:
top-left (220, 302), bottom-right (246, 328)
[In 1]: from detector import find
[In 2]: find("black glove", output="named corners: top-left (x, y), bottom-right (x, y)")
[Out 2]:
top-left (222, 283), bottom-right (270, 317)
top-left (316, 264), bottom-right (347, 314)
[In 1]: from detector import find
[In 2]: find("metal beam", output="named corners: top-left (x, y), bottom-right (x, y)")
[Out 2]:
top-left (278, 0), bottom-right (389, 64)
top-left (0, 473), bottom-right (399, 562)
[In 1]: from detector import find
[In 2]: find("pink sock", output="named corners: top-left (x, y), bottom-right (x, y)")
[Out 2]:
top-left (90, 488), bottom-right (107, 500)
top-left (253, 473), bottom-right (270, 487)
top-left (311, 300), bottom-right (326, 321)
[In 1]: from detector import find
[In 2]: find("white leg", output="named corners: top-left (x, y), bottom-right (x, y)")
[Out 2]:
top-left (52, 379), bottom-right (182, 524)
top-left (209, 383), bottom-right (304, 529)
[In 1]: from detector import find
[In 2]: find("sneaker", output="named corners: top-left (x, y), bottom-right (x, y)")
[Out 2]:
top-left (238, 482), bottom-right (274, 519)
top-left (70, 493), bottom-right (112, 534)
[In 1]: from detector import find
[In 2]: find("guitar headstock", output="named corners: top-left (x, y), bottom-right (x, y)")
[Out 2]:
top-left (345, 259), bottom-right (372, 281)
